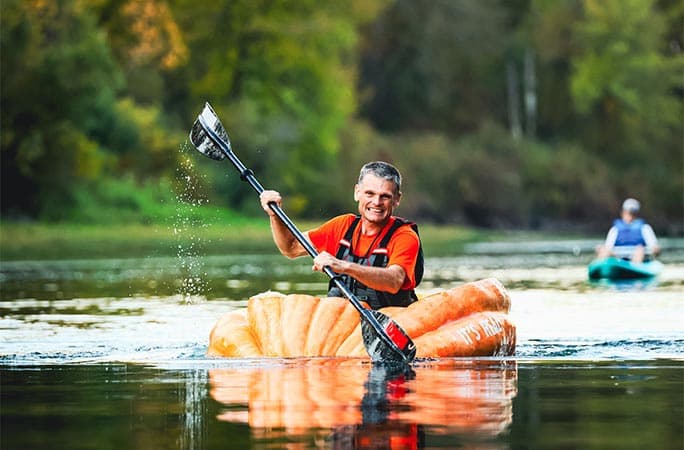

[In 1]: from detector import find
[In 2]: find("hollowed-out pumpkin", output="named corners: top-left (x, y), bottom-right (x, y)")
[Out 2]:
top-left (208, 278), bottom-right (516, 358)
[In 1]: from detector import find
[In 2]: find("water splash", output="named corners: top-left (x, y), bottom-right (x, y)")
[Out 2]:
top-left (173, 142), bottom-right (211, 304)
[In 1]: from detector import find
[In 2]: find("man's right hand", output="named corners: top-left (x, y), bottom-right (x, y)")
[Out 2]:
top-left (260, 189), bottom-right (309, 259)
top-left (259, 190), bottom-right (282, 216)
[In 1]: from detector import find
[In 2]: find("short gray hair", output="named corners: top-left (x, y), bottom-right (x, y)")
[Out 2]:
top-left (358, 161), bottom-right (402, 194)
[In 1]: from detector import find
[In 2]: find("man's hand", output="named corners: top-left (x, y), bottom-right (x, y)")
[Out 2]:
top-left (259, 190), bottom-right (282, 216)
top-left (313, 251), bottom-right (406, 293)
top-left (312, 251), bottom-right (347, 273)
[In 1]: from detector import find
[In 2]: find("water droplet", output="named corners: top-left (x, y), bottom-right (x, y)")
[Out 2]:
top-left (173, 147), bottom-right (212, 304)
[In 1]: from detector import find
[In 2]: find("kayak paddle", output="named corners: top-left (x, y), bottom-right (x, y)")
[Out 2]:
top-left (189, 102), bottom-right (416, 364)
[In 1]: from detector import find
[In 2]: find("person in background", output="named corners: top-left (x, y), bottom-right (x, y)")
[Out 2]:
top-left (259, 161), bottom-right (422, 310)
top-left (596, 198), bottom-right (660, 263)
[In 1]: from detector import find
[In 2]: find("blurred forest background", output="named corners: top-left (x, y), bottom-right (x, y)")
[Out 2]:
top-left (2, 0), bottom-right (683, 234)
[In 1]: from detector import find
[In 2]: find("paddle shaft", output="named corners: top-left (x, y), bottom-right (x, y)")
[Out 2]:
top-left (196, 114), bottom-right (400, 345)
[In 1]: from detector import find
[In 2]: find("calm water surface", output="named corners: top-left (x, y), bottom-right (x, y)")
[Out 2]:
top-left (1, 243), bottom-right (683, 449)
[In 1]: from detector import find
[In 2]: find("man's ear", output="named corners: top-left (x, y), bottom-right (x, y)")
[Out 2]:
top-left (353, 184), bottom-right (360, 202)
top-left (393, 191), bottom-right (402, 207)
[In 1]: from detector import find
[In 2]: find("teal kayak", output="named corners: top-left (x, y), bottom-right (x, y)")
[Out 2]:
top-left (588, 257), bottom-right (663, 280)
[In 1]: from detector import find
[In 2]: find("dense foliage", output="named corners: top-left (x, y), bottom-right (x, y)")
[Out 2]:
top-left (1, 0), bottom-right (682, 233)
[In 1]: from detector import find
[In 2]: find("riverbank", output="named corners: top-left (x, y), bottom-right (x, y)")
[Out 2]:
top-left (1, 220), bottom-right (518, 261)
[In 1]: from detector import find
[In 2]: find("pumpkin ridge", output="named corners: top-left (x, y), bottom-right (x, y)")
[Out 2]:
top-left (281, 294), bottom-right (317, 357)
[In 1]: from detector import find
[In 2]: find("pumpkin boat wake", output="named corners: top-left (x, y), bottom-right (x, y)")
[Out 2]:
top-left (208, 278), bottom-right (516, 358)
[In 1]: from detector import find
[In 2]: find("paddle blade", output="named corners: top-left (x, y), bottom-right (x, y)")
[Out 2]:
top-left (189, 102), bottom-right (230, 160)
top-left (361, 310), bottom-right (416, 364)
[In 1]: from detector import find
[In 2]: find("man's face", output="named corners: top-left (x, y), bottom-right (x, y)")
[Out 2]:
top-left (354, 174), bottom-right (401, 225)
top-left (621, 209), bottom-right (635, 223)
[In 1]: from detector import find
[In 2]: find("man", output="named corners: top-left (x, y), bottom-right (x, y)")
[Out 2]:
top-left (596, 198), bottom-right (660, 263)
top-left (259, 161), bottom-right (422, 309)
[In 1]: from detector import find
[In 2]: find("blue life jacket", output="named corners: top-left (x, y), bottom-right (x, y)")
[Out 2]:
top-left (327, 215), bottom-right (423, 310)
top-left (613, 218), bottom-right (646, 247)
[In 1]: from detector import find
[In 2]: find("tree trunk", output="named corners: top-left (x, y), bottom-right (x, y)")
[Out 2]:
top-left (506, 60), bottom-right (522, 140)
top-left (524, 48), bottom-right (537, 137)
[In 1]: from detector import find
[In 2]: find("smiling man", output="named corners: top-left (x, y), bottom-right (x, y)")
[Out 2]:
top-left (259, 161), bottom-right (422, 309)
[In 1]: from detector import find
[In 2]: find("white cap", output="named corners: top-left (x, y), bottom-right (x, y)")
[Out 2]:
top-left (622, 198), bottom-right (640, 213)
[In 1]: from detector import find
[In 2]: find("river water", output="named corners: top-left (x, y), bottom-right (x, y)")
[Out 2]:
top-left (1, 241), bottom-right (683, 449)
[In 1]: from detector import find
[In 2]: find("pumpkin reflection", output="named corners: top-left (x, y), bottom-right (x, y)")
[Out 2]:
top-left (209, 359), bottom-right (517, 448)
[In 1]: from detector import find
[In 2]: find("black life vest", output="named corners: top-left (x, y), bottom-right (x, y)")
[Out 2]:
top-left (327, 215), bottom-right (424, 310)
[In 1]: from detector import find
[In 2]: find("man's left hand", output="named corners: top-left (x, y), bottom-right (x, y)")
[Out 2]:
top-left (312, 251), bottom-right (347, 273)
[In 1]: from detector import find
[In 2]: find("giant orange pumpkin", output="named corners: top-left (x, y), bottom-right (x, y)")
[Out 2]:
top-left (208, 278), bottom-right (516, 358)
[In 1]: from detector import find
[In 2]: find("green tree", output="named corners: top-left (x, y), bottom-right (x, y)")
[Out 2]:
top-left (358, 0), bottom-right (512, 133)
top-left (170, 0), bottom-right (384, 216)
top-left (514, 0), bottom-right (582, 141)
top-left (1, 0), bottom-right (123, 218)
top-left (91, 0), bottom-right (188, 107)
top-left (571, 0), bottom-right (681, 155)
top-left (570, 0), bottom-right (683, 226)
